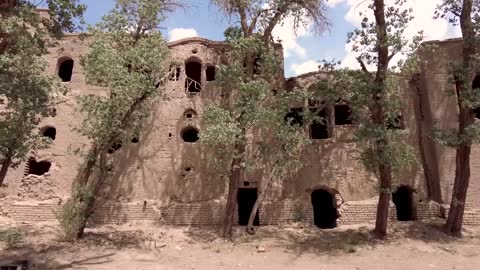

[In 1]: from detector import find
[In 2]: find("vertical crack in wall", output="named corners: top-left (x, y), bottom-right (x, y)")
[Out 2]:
top-left (410, 73), bottom-right (443, 203)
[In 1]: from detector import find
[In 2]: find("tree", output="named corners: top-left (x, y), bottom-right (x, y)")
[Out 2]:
top-left (56, 0), bottom-right (178, 241)
top-left (201, 33), bottom-right (310, 236)
top-left (434, 0), bottom-right (479, 236)
top-left (315, 0), bottom-right (421, 238)
top-left (0, 0), bottom-right (85, 186)
top-left (209, 0), bottom-right (330, 239)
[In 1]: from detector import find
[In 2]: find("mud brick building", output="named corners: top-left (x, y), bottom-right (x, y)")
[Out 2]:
top-left (1, 14), bottom-right (479, 227)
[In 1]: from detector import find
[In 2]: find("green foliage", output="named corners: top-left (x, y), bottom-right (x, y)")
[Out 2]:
top-left (312, 68), bottom-right (416, 175)
top-left (224, 26), bottom-right (243, 41)
top-left (432, 0), bottom-right (480, 148)
top-left (55, 186), bottom-right (95, 242)
top-left (78, 0), bottom-right (172, 156)
top-left (201, 34), bottom-right (310, 185)
top-left (314, 0), bottom-right (421, 179)
top-left (0, 1), bottom-right (84, 182)
top-left (212, 0), bottom-right (330, 38)
top-left (0, 227), bottom-right (24, 249)
top-left (434, 0), bottom-right (480, 31)
top-left (66, 0), bottom-right (176, 239)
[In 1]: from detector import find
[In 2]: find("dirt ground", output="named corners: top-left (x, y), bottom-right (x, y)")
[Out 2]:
top-left (0, 218), bottom-right (479, 270)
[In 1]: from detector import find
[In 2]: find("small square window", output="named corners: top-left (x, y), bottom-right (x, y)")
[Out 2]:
top-left (334, 104), bottom-right (353, 125)
top-left (310, 108), bottom-right (330, 139)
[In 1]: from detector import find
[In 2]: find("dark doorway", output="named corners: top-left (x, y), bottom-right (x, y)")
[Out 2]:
top-left (392, 185), bottom-right (415, 221)
top-left (181, 126), bottom-right (199, 143)
top-left (311, 189), bottom-right (338, 229)
top-left (42, 126), bottom-right (56, 140)
top-left (473, 75), bottom-right (480, 118)
top-left (237, 188), bottom-right (259, 226)
top-left (58, 58), bottom-right (74, 82)
top-left (185, 59), bottom-right (202, 92)
top-left (26, 158), bottom-right (51, 176)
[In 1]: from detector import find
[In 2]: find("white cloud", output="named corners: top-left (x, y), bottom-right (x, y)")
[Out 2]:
top-left (291, 60), bottom-right (320, 75)
top-left (336, 0), bottom-right (460, 69)
top-left (272, 14), bottom-right (311, 59)
top-left (168, 28), bottom-right (199, 42)
top-left (326, 0), bottom-right (346, 7)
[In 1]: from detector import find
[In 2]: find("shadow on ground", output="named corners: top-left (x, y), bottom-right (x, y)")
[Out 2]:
top-left (184, 219), bottom-right (471, 256)
top-left (1, 219), bottom-right (476, 269)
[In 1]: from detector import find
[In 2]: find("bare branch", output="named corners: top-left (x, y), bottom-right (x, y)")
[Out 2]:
top-left (357, 57), bottom-right (371, 76)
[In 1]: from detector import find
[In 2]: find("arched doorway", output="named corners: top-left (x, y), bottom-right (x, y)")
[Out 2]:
top-left (311, 189), bottom-right (338, 229)
top-left (185, 57), bottom-right (202, 93)
top-left (392, 185), bottom-right (416, 221)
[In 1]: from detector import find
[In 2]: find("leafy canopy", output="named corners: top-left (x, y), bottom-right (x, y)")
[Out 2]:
top-left (79, 0), bottom-right (173, 154)
top-left (201, 31), bottom-right (310, 179)
top-left (314, 0), bottom-right (422, 177)
top-left (0, 0), bottom-right (85, 171)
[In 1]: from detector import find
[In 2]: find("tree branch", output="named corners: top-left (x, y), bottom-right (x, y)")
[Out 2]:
top-left (450, 10), bottom-right (461, 17)
top-left (357, 57), bottom-right (371, 77)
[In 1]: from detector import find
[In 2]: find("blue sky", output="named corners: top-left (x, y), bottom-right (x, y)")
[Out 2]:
top-left (79, 0), bottom-right (460, 77)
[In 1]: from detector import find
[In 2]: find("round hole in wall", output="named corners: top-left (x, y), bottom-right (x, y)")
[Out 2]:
top-left (192, 48), bottom-right (198, 54)
top-left (180, 126), bottom-right (199, 143)
top-left (184, 109), bottom-right (197, 119)
top-left (185, 167), bottom-right (192, 172)
top-left (168, 133), bottom-right (173, 138)
top-left (40, 126), bottom-right (56, 140)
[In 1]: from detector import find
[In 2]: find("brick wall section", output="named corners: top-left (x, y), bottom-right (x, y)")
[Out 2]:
top-left (4, 200), bottom-right (476, 226)
top-left (442, 205), bottom-right (480, 226)
top-left (463, 210), bottom-right (480, 226)
top-left (337, 203), bottom-right (393, 225)
top-left (7, 202), bottom-right (59, 222)
top-left (160, 202), bottom-right (224, 225)
top-left (259, 200), bottom-right (318, 224)
top-left (89, 203), bottom-right (162, 224)
top-left (4, 181), bottom-right (457, 226)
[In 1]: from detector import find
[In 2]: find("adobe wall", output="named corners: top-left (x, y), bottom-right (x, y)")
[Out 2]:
top-left (1, 34), bottom-right (470, 227)
top-left (415, 38), bottom-right (480, 214)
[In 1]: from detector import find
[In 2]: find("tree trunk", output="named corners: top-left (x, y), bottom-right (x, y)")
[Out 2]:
top-left (75, 193), bottom-right (96, 239)
top-left (373, 165), bottom-right (392, 238)
top-left (445, 144), bottom-right (471, 236)
top-left (370, 0), bottom-right (393, 239)
top-left (246, 168), bottom-right (276, 235)
top-left (222, 154), bottom-right (242, 239)
top-left (0, 156), bottom-right (12, 187)
top-left (445, 0), bottom-right (474, 237)
top-left (72, 145), bottom-right (102, 239)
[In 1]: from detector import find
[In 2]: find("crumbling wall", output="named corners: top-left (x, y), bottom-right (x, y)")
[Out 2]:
top-left (2, 35), bottom-right (92, 201)
top-left (416, 38), bottom-right (480, 211)
top-left (2, 34), bottom-right (478, 227)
